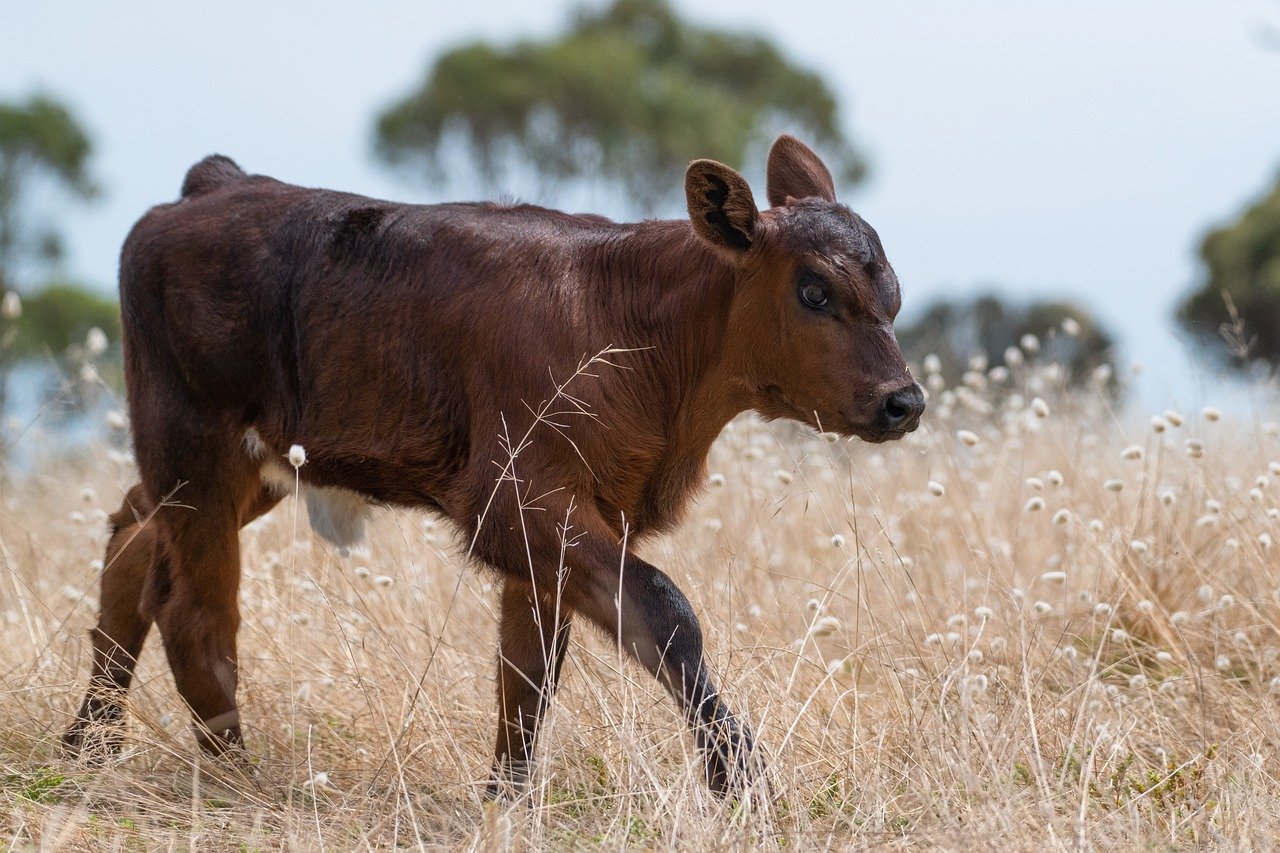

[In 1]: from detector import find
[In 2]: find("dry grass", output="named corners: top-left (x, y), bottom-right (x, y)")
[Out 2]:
top-left (5, 356), bottom-right (1280, 850)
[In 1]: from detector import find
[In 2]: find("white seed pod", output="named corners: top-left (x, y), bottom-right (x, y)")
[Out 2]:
top-left (1198, 585), bottom-right (1215, 604)
top-left (1261, 533), bottom-right (1274, 550)
top-left (1033, 600), bottom-right (1053, 616)
top-left (923, 353), bottom-right (942, 374)
top-left (105, 410), bottom-right (128, 430)
top-left (924, 632), bottom-right (943, 646)
top-left (1216, 654), bottom-right (1231, 671)
top-left (1103, 479), bottom-right (1124, 493)
top-left (1025, 477), bottom-right (1045, 491)
top-left (1089, 519), bottom-right (1105, 533)
top-left (1163, 409), bottom-right (1184, 427)
top-left (1136, 599), bottom-right (1154, 614)
top-left (1, 291), bottom-right (21, 320)
top-left (967, 649), bottom-right (984, 664)
top-left (1025, 497), bottom-right (1045, 512)
top-left (927, 480), bottom-right (945, 496)
top-left (1030, 397), bottom-right (1050, 419)
top-left (1061, 317), bottom-right (1081, 336)
top-left (1020, 333), bottom-right (1040, 352)
top-left (810, 615), bottom-right (841, 638)
top-left (1129, 674), bottom-right (1148, 689)
top-left (1218, 594), bottom-right (1234, 609)
top-left (1052, 508), bottom-right (1071, 526)
top-left (957, 429), bottom-right (979, 447)
top-left (1111, 628), bottom-right (1129, 643)
top-left (830, 533), bottom-right (846, 548)
top-left (288, 444), bottom-right (307, 468)
top-left (1120, 445), bottom-right (1144, 461)
top-left (1003, 346), bottom-right (1024, 367)
top-left (1202, 407), bottom-right (1221, 422)
top-left (1046, 470), bottom-right (1064, 487)
top-left (1185, 439), bottom-right (1204, 459)
top-left (1160, 489), bottom-right (1176, 506)
top-left (774, 469), bottom-right (794, 485)
top-left (1040, 570), bottom-right (1067, 584)
top-left (1093, 602), bottom-right (1113, 617)
top-left (1150, 415), bottom-right (1168, 433)
top-left (707, 472), bottom-right (726, 488)
top-left (85, 326), bottom-right (109, 357)
top-left (974, 605), bottom-right (994, 620)
top-left (1170, 610), bottom-right (1189, 625)
top-left (373, 574), bottom-right (394, 588)
top-left (1130, 540), bottom-right (1149, 554)
top-left (1155, 651), bottom-right (1174, 664)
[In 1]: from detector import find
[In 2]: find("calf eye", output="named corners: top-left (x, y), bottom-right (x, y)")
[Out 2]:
top-left (799, 280), bottom-right (828, 309)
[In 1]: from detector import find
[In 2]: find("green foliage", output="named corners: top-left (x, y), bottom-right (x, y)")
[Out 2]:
top-left (0, 93), bottom-right (97, 291)
top-left (1177, 170), bottom-right (1280, 369)
top-left (7, 282), bottom-right (119, 362)
top-left (375, 0), bottom-right (865, 213)
top-left (897, 293), bottom-right (1116, 388)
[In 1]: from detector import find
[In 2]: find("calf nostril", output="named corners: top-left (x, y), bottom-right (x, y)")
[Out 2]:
top-left (882, 386), bottom-right (924, 429)
top-left (884, 395), bottom-right (910, 423)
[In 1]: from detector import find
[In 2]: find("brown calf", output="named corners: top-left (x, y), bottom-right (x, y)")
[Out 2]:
top-left (64, 135), bottom-right (923, 796)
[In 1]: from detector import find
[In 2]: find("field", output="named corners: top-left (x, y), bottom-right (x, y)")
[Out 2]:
top-left (4, 355), bottom-right (1280, 850)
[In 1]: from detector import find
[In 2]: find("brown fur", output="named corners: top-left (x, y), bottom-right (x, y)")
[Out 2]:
top-left (65, 135), bottom-right (923, 797)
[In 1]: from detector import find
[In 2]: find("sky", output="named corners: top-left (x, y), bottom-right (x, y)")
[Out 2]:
top-left (4, 0), bottom-right (1280, 411)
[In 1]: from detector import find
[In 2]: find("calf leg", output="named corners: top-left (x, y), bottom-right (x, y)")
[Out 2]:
top-left (567, 547), bottom-right (760, 797)
top-left (146, 474), bottom-right (261, 758)
top-left (63, 485), bottom-right (157, 759)
top-left (487, 578), bottom-right (572, 797)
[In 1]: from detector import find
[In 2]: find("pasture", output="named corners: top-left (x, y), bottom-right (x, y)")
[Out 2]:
top-left (3, 355), bottom-right (1280, 850)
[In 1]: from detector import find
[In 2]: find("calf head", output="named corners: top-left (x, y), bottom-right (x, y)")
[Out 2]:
top-left (685, 134), bottom-right (925, 443)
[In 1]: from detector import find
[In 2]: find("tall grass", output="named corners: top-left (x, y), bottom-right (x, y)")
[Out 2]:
top-left (3, 350), bottom-right (1280, 849)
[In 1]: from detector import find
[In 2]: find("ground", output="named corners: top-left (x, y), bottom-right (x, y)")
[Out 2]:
top-left (3, 353), bottom-right (1280, 850)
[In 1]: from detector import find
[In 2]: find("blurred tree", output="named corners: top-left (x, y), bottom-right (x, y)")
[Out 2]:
top-left (1176, 171), bottom-right (1280, 371)
top-left (0, 93), bottom-right (105, 420)
top-left (8, 282), bottom-right (119, 361)
top-left (897, 293), bottom-right (1117, 389)
top-left (0, 93), bottom-right (97, 290)
top-left (374, 0), bottom-right (865, 214)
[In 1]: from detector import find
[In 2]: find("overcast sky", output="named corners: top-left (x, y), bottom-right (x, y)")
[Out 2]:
top-left (4, 0), bottom-right (1280, 410)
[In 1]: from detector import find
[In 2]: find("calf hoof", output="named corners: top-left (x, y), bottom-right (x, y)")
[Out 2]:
top-left (702, 723), bottom-right (768, 800)
top-left (62, 698), bottom-right (126, 764)
top-left (484, 759), bottom-right (533, 802)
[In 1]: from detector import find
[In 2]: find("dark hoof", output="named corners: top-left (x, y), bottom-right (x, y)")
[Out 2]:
top-left (63, 698), bottom-right (126, 764)
top-left (702, 719), bottom-right (768, 800)
top-left (485, 759), bottom-right (532, 803)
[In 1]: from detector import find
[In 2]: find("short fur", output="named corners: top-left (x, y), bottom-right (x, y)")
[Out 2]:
top-left (65, 135), bottom-right (923, 797)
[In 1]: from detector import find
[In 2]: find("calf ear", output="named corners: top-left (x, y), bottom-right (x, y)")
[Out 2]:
top-left (766, 135), bottom-right (836, 207)
top-left (686, 160), bottom-right (759, 254)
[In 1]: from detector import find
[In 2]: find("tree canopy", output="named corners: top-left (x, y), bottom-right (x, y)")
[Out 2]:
top-left (897, 294), bottom-right (1117, 390)
top-left (374, 0), bottom-right (865, 214)
top-left (0, 93), bottom-right (97, 290)
top-left (1177, 170), bottom-right (1280, 370)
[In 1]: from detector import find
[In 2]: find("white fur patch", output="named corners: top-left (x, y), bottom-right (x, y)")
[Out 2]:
top-left (244, 427), bottom-right (268, 460)
top-left (254, 442), bottom-right (369, 549)
top-left (259, 457), bottom-right (297, 497)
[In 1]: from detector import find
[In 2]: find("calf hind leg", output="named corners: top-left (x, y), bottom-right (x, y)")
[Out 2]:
top-left (63, 485), bottom-right (158, 759)
top-left (145, 469), bottom-right (273, 759)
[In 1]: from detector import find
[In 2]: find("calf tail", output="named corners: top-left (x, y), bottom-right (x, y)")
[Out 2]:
top-left (181, 154), bottom-right (246, 198)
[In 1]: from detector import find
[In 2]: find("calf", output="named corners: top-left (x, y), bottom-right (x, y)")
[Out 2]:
top-left (64, 135), bottom-right (923, 796)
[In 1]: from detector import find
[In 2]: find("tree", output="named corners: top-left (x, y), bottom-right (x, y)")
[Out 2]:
top-left (897, 293), bottom-right (1117, 389)
top-left (1177, 171), bottom-right (1280, 371)
top-left (374, 0), bottom-right (865, 214)
top-left (0, 93), bottom-right (97, 291)
top-left (0, 93), bottom-right (103, 418)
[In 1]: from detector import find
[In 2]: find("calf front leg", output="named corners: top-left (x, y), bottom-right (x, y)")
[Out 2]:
top-left (566, 539), bottom-right (761, 797)
top-left (487, 577), bottom-right (572, 798)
